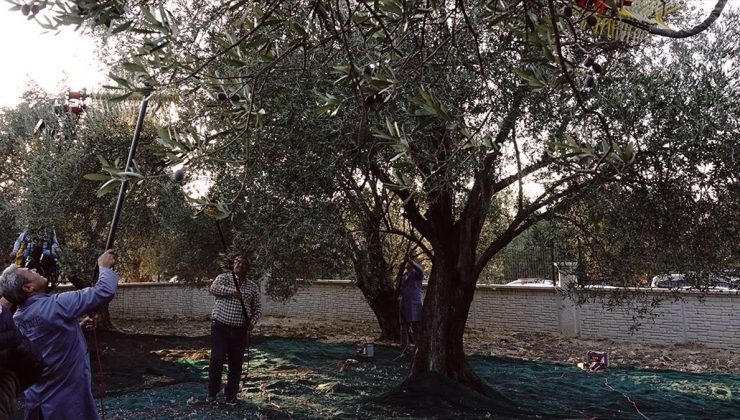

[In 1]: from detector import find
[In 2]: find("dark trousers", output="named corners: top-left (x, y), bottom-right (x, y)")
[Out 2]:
top-left (399, 300), bottom-right (421, 350)
top-left (0, 369), bottom-right (19, 419)
top-left (207, 320), bottom-right (248, 400)
top-left (400, 320), bottom-right (419, 349)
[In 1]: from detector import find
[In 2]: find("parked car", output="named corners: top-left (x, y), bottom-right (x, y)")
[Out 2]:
top-left (580, 277), bottom-right (621, 289)
top-left (581, 284), bottom-right (619, 289)
top-left (505, 278), bottom-right (554, 287)
top-left (651, 272), bottom-right (739, 291)
top-left (168, 276), bottom-right (184, 284)
top-left (650, 274), bottom-right (686, 289)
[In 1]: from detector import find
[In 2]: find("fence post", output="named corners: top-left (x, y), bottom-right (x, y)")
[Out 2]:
top-left (555, 262), bottom-right (579, 337)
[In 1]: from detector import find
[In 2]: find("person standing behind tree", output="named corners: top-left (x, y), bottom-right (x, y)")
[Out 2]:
top-left (207, 254), bottom-right (262, 406)
top-left (397, 255), bottom-right (424, 353)
top-left (0, 250), bottom-right (118, 420)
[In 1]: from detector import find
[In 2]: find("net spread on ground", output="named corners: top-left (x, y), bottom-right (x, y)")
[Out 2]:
top-left (98, 337), bottom-right (739, 419)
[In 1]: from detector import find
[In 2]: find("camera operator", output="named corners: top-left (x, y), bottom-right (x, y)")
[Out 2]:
top-left (0, 297), bottom-right (44, 418)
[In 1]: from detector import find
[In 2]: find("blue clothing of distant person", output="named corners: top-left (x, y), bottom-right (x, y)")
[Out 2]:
top-left (399, 259), bottom-right (424, 322)
top-left (0, 250), bottom-right (118, 420)
top-left (12, 228), bottom-right (59, 260)
top-left (398, 258), bottom-right (424, 351)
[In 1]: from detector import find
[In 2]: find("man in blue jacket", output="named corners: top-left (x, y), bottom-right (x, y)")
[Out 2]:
top-left (0, 250), bottom-right (118, 420)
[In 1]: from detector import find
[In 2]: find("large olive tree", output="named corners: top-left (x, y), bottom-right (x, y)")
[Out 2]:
top-left (11, 0), bottom-right (731, 398)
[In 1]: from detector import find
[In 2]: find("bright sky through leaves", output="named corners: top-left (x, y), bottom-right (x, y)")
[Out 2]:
top-left (0, 7), bottom-right (106, 107)
top-left (0, 1), bottom-right (732, 108)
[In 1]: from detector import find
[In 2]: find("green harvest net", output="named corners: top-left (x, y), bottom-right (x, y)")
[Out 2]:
top-left (99, 338), bottom-right (738, 419)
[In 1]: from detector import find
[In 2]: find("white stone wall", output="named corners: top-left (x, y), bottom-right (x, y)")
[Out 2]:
top-left (264, 281), bottom-right (377, 321)
top-left (467, 286), bottom-right (560, 334)
top-left (81, 281), bottom-right (739, 350)
top-left (106, 283), bottom-right (213, 320)
top-left (578, 292), bottom-right (739, 349)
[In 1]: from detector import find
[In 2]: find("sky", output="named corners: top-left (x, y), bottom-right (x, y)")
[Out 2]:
top-left (0, 8), bottom-right (107, 108)
top-left (0, 1), bottom-right (733, 109)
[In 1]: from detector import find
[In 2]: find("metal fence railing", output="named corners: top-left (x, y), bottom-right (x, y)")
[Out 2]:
top-left (479, 245), bottom-right (559, 285)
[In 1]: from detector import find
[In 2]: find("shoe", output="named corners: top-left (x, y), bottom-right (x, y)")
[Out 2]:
top-left (206, 395), bottom-right (218, 404)
top-left (224, 397), bottom-right (239, 406)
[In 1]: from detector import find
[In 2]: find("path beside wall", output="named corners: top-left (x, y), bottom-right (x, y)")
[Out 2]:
top-left (98, 281), bottom-right (739, 350)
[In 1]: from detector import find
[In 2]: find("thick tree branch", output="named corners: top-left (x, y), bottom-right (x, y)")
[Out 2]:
top-left (368, 161), bottom-right (434, 241)
top-left (619, 0), bottom-right (727, 39)
top-left (490, 155), bottom-right (554, 195)
top-left (512, 124), bottom-right (524, 212)
top-left (474, 179), bottom-right (594, 278)
top-left (459, 87), bottom-right (527, 227)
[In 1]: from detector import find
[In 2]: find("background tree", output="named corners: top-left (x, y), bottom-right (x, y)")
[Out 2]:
top-left (0, 86), bottom-right (225, 326)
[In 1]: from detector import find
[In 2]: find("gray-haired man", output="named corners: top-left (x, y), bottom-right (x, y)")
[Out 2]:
top-left (0, 250), bottom-right (118, 419)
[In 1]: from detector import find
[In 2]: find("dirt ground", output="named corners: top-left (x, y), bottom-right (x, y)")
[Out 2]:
top-left (76, 317), bottom-right (739, 419)
top-left (112, 316), bottom-right (739, 377)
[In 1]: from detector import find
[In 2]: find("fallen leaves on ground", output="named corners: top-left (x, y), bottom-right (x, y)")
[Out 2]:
top-left (115, 316), bottom-right (739, 374)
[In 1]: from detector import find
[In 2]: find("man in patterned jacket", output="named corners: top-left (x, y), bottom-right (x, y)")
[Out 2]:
top-left (207, 253), bottom-right (262, 405)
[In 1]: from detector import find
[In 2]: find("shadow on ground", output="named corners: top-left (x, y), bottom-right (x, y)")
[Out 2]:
top-left (93, 332), bottom-right (739, 419)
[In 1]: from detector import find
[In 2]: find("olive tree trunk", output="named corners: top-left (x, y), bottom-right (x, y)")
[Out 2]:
top-left (352, 228), bottom-right (400, 341)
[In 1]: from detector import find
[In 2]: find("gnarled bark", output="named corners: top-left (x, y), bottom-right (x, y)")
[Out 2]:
top-left (409, 244), bottom-right (482, 391)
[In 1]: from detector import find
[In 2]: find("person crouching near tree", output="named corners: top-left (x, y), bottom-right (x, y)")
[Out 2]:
top-left (0, 296), bottom-right (44, 418)
top-left (0, 250), bottom-right (119, 420)
top-left (207, 253), bottom-right (262, 406)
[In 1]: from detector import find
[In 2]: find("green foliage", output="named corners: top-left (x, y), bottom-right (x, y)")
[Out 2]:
top-left (0, 86), bottom-right (221, 283)
top-left (556, 12), bottom-right (740, 285)
top-left (16, 0), bottom-right (732, 284)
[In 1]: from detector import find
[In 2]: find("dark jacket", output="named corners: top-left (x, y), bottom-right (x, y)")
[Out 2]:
top-left (399, 260), bottom-right (424, 323)
top-left (0, 367), bottom-right (20, 419)
top-left (0, 306), bottom-right (44, 391)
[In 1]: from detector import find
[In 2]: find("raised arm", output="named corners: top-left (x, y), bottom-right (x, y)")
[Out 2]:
top-left (209, 273), bottom-right (237, 297)
top-left (409, 260), bottom-right (424, 278)
top-left (55, 250), bottom-right (119, 320)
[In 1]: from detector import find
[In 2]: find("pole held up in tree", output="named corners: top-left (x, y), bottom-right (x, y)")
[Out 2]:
top-left (215, 219), bottom-right (228, 252)
top-left (87, 92), bottom-right (151, 419)
top-left (104, 94), bottom-right (151, 250)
